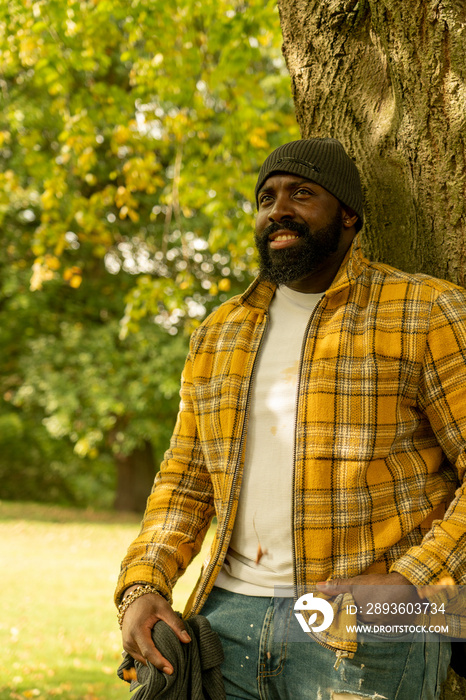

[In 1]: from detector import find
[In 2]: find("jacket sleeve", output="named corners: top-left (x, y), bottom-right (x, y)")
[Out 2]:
top-left (391, 287), bottom-right (466, 585)
top-left (115, 344), bottom-right (216, 605)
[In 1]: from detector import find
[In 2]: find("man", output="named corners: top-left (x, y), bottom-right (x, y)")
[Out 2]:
top-left (116, 138), bottom-right (465, 699)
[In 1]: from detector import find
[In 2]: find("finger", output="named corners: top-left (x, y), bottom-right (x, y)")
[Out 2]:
top-left (137, 639), bottom-right (175, 675)
top-left (130, 616), bottom-right (190, 673)
top-left (125, 635), bottom-right (175, 675)
top-left (156, 610), bottom-right (192, 645)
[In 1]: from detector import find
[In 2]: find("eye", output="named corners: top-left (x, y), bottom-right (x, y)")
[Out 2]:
top-left (258, 193), bottom-right (273, 205)
top-left (294, 187), bottom-right (313, 197)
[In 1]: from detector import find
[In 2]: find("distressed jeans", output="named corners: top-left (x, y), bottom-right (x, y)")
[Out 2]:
top-left (201, 587), bottom-right (451, 700)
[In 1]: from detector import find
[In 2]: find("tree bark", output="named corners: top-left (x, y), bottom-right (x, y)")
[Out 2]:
top-left (113, 441), bottom-right (156, 513)
top-left (277, 1), bottom-right (466, 695)
top-left (277, 0), bottom-right (466, 283)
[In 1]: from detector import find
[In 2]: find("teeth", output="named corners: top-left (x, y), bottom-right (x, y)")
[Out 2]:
top-left (274, 234), bottom-right (297, 241)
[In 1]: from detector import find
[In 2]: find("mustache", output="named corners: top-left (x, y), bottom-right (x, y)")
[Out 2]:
top-left (260, 220), bottom-right (310, 239)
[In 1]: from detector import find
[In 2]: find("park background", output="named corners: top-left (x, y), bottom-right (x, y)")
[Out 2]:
top-left (0, 1), bottom-right (297, 697)
top-left (1, 0), bottom-right (465, 698)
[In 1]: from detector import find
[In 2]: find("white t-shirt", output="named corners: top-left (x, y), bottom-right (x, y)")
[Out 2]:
top-left (215, 285), bottom-right (322, 595)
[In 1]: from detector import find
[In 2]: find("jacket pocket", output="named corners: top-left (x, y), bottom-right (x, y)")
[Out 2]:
top-left (192, 374), bottom-right (248, 474)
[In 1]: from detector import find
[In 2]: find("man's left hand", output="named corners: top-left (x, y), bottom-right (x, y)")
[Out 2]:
top-left (317, 572), bottom-right (420, 625)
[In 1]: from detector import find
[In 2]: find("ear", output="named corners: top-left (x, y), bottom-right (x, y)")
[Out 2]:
top-left (341, 206), bottom-right (359, 229)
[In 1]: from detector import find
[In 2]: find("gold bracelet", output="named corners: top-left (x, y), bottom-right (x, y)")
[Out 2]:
top-left (117, 584), bottom-right (162, 629)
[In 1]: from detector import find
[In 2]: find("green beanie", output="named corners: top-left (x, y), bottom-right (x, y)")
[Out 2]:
top-left (255, 138), bottom-right (364, 231)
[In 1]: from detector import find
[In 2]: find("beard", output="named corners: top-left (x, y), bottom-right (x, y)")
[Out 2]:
top-left (254, 208), bottom-right (343, 286)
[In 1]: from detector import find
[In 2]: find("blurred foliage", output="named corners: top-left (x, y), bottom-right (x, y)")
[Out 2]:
top-left (0, 403), bottom-right (116, 508)
top-left (0, 0), bottom-right (298, 506)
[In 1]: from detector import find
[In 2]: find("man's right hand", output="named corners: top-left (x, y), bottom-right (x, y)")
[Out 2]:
top-left (121, 587), bottom-right (191, 675)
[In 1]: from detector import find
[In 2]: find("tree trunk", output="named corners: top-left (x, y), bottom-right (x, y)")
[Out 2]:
top-left (113, 441), bottom-right (156, 513)
top-left (277, 0), bottom-right (466, 284)
top-left (277, 0), bottom-right (466, 695)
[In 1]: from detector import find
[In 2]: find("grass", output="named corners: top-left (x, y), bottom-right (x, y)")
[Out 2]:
top-left (0, 501), bottom-right (215, 700)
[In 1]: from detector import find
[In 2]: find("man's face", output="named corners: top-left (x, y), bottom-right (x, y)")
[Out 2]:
top-left (254, 173), bottom-right (346, 288)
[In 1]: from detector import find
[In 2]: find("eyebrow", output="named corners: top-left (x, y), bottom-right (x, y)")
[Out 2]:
top-left (258, 178), bottom-right (315, 196)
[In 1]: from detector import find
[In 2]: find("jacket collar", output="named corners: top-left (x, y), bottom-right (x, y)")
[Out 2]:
top-left (239, 235), bottom-right (366, 313)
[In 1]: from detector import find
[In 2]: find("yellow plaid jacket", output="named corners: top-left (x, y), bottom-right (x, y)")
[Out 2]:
top-left (116, 237), bottom-right (466, 651)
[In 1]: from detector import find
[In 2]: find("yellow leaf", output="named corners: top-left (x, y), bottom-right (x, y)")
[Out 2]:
top-left (54, 237), bottom-right (66, 256)
top-left (32, 243), bottom-right (45, 256)
top-left (64, 266), bottom-right (82, 281)
top-left (249, 127), bottom-right (269, 150)
top-left (69, 275), bottom-right (82, 289)
top-left (218, 278), bottom-right (231, 292)
top-left (74, 437), bottom-right (90, 456)
top-left (45, 255), bottom-right (60, 270)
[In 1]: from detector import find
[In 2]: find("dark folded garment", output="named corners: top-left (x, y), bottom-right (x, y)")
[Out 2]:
top-left (450, 639), bottom-right (466, 679)
top-left (117, 613), bottom-right (226, 700)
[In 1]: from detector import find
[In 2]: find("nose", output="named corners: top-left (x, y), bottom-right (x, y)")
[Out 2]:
top-left (268, 192), bottom-right (295, 223)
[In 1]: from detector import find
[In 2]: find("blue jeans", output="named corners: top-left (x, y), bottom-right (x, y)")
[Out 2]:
top-left (201, 587), bottom-right (451, 700)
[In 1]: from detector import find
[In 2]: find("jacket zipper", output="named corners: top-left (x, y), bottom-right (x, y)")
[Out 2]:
top-left (291, 296), bottom-right (325, 598)
top-left (190, 311), bottom-right (269, 614)
top-left (291, 296), bottom-right (351, 669)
